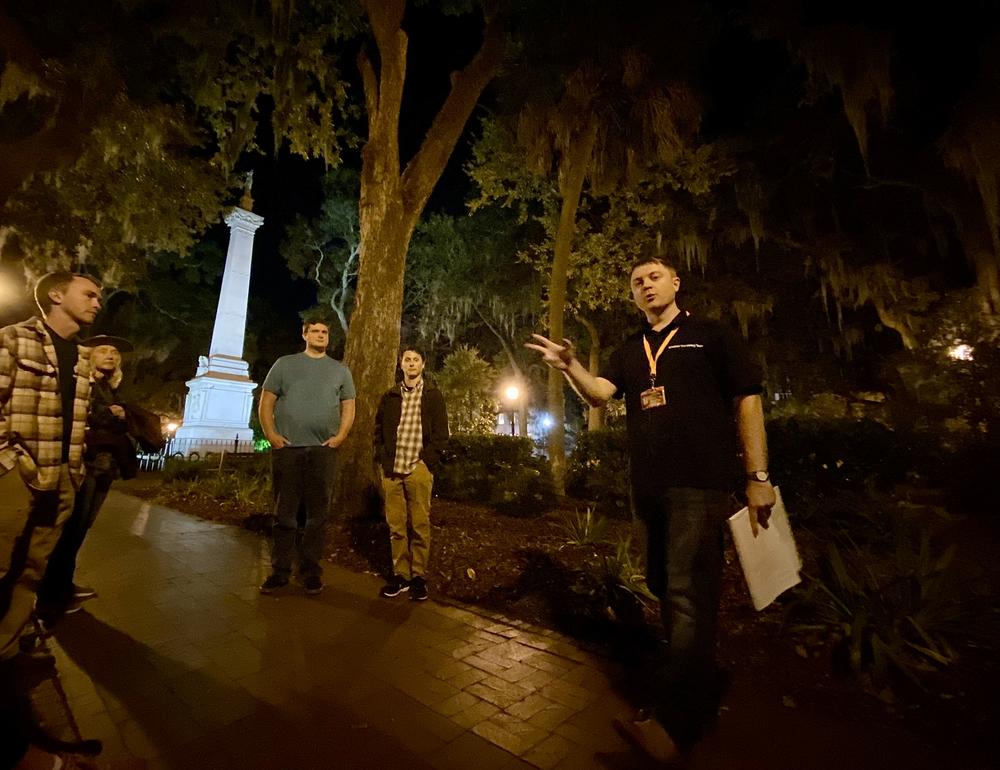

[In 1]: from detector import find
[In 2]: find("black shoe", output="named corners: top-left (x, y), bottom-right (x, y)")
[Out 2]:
top-left (379, 575), bottom-right (409, 598)
top-left (409, 576), bottom-right (428, 602)
top-left (63, 599), bottom-right (84, 615)
top-left (303, 575), bottom-right (324, 595)
top-left (73, 584), bottom-right (97, 600)
top-left (259, 574), bottom-right (290, 594)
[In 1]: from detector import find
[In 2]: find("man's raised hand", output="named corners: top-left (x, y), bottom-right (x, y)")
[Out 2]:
top-left (525, 334), bottom-right (576, 371)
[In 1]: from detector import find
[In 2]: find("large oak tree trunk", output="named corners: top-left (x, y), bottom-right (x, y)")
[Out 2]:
top-left (335, 0), bottom-right (505, 518)
top-left (337, 201), bottom-right (418, 516)
top-left (546, 120), bottom-right (598, 494)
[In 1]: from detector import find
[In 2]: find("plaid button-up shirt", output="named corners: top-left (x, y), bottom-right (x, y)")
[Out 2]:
top-left (0, 316), bottom-right (92, 490)
top-left (392, 378), bottom-right (424, 475)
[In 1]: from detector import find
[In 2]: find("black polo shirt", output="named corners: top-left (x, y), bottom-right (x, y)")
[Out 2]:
top-left (600, 311), bottom-right (762, 499)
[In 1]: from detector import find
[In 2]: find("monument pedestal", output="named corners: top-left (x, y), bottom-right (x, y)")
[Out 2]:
top-left (173, 357), bottom-right (257, 455)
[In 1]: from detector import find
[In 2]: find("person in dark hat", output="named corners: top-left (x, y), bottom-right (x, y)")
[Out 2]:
top-left (35, 335), bottom-right (137, 621)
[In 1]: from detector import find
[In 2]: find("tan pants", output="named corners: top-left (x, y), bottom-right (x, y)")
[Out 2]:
top-left (0, 465), bottom-right (76, 660)
top-left (381, 461), bottom-right (433, 580)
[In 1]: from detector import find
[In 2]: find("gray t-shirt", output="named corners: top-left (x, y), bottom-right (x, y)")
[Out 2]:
top-left (262, 353), bottom-right (356, 446)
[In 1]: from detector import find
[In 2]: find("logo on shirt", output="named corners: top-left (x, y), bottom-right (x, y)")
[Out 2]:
top-left (667, 344), bottom-right (704, 350)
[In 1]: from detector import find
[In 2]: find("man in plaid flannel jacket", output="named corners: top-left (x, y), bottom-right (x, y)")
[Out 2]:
top-left (374, 347), bottom-right (449, 602)
top-left (0, 271), bottom-right (102, 766)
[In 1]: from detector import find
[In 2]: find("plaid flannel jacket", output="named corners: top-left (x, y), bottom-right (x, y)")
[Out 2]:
top-left (0, 316), bottom-right (92, 490)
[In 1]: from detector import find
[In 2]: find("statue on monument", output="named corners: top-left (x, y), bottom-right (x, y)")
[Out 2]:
top-left (240, 171), bottom-right (254, 211)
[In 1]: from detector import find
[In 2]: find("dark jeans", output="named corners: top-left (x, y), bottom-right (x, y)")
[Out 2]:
top-left (271, 446), bottom-right (338, 578)
top-left (635, 486), bottom-right (732, 748)
top-left (38, 473), bottom-right (112, 610)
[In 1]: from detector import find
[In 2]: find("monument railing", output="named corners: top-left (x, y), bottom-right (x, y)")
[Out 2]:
top-left (136, 436), bottom-right (259, 471)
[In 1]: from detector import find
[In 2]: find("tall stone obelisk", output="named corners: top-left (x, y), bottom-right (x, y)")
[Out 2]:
top-left (174, 179), bottom-right (262, 455)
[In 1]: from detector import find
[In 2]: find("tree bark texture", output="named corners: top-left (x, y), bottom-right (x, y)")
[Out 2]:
top-left (546, 119), bottom-right (598, 494)
top-left (336, 0), bottom-right (505, 518)
top-left (578, 314), bottom-right (606, 432)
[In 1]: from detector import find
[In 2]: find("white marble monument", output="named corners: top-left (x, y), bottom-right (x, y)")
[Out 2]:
top-left (174, 185), bottom-right (262, 456)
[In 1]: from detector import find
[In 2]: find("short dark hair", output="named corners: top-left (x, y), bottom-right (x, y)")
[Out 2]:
top-left (34, 272), bottom-right (102, 314)
top-left (629, 253), bottom-right (678, 277)
top-left (399, 346), bottom-right (425, 361)
top-left (301, 318), bottom-right (330, 334)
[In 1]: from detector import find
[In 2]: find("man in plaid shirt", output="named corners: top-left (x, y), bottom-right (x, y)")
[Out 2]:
top-left (374, 347), bottom-right (449, 602)
top-left (1, 271), bottom-right (102, 767)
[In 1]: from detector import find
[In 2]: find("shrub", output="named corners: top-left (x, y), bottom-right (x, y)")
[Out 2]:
top-left (434, 435), bottom-right (554, 515)
top-left (559, 506), bottom-right (609, 545)
top-left (768, 417), bottom-right (914, 494)
top-left (162, 457), bottom-right (214, 481)
top-left (941, 434), bottom-right (1000, 515)
top-left (566, 429), bottom-right (630, 517)
top-left (789, 526), bottom-right (972, 689)
top-left (767, 417), bottom-right (929, 540)
top-left (436, 346), bottom-right (499, 435)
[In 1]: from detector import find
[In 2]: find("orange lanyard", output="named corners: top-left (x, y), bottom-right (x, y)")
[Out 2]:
top-left (642, 327), bottom-right (680, 383)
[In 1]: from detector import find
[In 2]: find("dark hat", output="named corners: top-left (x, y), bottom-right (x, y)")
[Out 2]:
top-left (81, 335), bottom-right (134, 352)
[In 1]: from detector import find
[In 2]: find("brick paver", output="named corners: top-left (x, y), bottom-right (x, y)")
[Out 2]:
top-left (24, 488), bottom-right (963, 770)
top-left (31, 490), bottom-right (632, 769)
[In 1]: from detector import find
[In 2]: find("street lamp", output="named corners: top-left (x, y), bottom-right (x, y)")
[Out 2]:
top-left (502, 383), bottom-right (520, 436)
top-left (947, 343), bottom-right (974, 362)
top-left (163, 421), bottom-right (179, 457)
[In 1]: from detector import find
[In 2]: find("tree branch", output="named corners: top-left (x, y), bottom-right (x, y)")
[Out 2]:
top-left (361, 0), bottom-right (407, 178)
top-left (401, 0), bottom-right (507, 211)
top-left (474, 305), bottom-right (522, 379)
top-left (356, 48), bottom-right (380, 140)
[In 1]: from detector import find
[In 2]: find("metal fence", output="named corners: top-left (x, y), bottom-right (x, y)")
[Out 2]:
top-left (136, 436), bottom-right (258, 471)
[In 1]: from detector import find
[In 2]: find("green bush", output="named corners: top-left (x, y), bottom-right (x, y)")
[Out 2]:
top-left (566, 430), bottom-right (630, 517)
top-left (435, 435), bottom-right (554, 515)
top-left (941, 435), bottom-right (1000, 515)
top-left (559, 506), bottom-right (609, 545)
top-left (162, 457), bottom-right (214, 481)
top-left (768, 417), bottom-right (914, 493)
top-left (789, 526), bottom-right (971, 689)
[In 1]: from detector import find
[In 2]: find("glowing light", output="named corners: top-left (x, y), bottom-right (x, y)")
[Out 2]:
top-left (503, 384), bottom-right (520, 402)
top-left (166, 422), bottom-right (179, 433)
top-left (0, 272), bottom-right (21, 308)
top-left (948, 344), bottom-right (974, 362)
top-left (540, 414), bottom-right (554, 430)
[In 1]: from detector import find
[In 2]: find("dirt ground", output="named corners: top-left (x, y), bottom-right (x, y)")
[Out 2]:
top-left (119, 474), bottom-right (999, 769)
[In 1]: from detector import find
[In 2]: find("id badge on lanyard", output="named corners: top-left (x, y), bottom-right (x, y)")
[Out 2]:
top-left (640, 327), bottom-right (679, 410)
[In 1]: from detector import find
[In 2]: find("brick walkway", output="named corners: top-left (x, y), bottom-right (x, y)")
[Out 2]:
top-left (33, 491), bottom-right (975, 769)
top-left (38, 491), bottom-right (634, 769)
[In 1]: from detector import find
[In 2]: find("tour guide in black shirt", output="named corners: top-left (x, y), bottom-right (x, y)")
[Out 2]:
top-left (527, 253), bottom-right (775, 765)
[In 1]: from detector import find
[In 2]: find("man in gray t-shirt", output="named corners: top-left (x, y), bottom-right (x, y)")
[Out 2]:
top-left (258, 320), bottom-right (356, 595)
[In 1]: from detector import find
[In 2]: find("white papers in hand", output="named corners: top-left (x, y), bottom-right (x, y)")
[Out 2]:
top-left (728, 487), bottom-right (801, 611)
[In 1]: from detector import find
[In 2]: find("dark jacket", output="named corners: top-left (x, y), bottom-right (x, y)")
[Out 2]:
top-left (85, 373), bottom-right (139, 480)
top-left (374, 380), bottom-right (449, 476)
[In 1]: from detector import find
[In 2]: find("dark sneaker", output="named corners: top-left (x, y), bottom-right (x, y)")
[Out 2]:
top-left (379, 575), bottom-right (409, 598)
top-left (73, 584), bottom-right (98, 600)
top-left (64, 599), bottom-right (84, 615)
top-left (409, 576), bottom-right (428, 602)
top-left (259, 574), bottom-right (290, 594)
top-left (303, 575), bottom-right (324, 595)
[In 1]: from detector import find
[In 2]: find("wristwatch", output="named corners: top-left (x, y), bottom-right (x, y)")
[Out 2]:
top-left (746, 470), bottom-right (770, 483)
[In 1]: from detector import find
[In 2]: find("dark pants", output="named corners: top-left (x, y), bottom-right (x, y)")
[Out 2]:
top-left (38, 472), bottom-right (112, 611)
top-left (635, 486), bottom-right (732, 748)
top-left (271, 446), bottom-right (337, 578)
